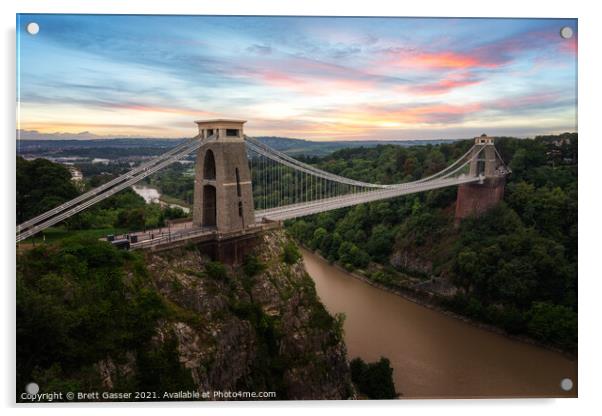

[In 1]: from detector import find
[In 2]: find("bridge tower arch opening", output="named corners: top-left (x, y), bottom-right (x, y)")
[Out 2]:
top-left (203, 150), bottom-right (216, 180)
top-left (202, 184), bottom-right (217, 226)
top-left (193, 119), bottom-right (255, 233)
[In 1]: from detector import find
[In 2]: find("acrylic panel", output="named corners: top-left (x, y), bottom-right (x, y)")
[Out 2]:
top-left (16, 14), bottom-right (578, 402)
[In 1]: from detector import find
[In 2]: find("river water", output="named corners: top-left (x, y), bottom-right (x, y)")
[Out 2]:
top-left (301, 248), bottom-right (577, 399)
top-left (131, 185), bottom-right (190, 213)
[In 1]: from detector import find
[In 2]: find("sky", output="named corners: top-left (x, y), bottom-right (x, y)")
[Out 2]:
top-left (17, 15), bottom-right (577, 141)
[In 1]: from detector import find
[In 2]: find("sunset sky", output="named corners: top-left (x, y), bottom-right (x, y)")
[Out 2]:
top-left (17, 15), bottom-right (577, 141)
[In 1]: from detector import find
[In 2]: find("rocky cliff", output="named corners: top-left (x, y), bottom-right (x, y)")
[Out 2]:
top-left (17, 229), bottom-right (352, 401)
top-left (134, 229), bottom-right (353, 400)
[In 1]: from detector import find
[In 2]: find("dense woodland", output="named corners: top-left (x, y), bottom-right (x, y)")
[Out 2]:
top-left (287, 133), bottom-right (577, 352)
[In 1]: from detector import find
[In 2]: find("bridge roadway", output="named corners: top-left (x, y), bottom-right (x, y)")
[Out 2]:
top-left (255, 174), bottom-right (482, 222)
top-left (114, 174), bottom-right (482, 250)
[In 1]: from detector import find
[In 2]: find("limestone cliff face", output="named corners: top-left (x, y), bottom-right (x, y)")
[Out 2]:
top-left (139, 229), bottom-right (353, 400)
top-left (389, 250), bottom-right (433, 276)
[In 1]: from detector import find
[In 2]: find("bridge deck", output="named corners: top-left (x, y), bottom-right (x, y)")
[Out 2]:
top-left (109, 175), bottom-right (483, 250)
top-left (108, 220), bottom-right (280, 251)
top-left (255, 175), bottom-right (482, 222)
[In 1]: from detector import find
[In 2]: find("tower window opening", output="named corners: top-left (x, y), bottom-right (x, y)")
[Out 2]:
top-left (238, 201), bottom-right (243, 217)
top-left (226, 129), bottom-right (239, 137)
top-left (235, 167), bottom-right (241, 197)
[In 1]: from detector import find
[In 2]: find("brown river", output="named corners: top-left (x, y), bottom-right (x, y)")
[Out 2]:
top-left (301, 248), bottom-right (577, 399)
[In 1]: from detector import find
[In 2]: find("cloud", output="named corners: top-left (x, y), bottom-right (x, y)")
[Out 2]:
top-left (405, 72), bottom-right (483, 95)
top-left (486, 91), bottom-right (575, 114)
top-left (247, 44), bottom-right (272, 55)
top-left (17, 15), bottom-right (577, 140)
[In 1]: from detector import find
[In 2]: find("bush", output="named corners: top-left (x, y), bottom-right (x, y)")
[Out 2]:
top-left (205, 261), bottom-right (228, 281)
top-left (527, 302), bottom-right (577, 351)
top-left (282, 241), bottom-right (301, 265)
top-left (115, 208), bottom-right (146, 230)
top-left (243, 255), bottom-right (266, 277)
top-left (350, 357), bottom-right (397, 399)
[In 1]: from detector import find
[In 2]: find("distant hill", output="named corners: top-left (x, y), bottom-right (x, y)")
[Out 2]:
top-left (17, 136), bottom-right (458, 159)
top-left (254, 136), bottom-right (456, 157)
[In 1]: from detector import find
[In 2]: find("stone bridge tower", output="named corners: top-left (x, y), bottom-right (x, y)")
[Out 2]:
top-left (192, 119), bottom-right (255, 233)
top-left (455, 134), bottom-right (506, 223)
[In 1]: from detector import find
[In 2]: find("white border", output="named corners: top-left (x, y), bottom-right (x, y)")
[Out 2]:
top-left (2, 1), bottom-right (600, 415)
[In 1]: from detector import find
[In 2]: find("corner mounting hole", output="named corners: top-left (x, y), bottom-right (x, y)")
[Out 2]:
top-left (560, 377), bottom-right (573, 391)
top-left (26, 22), bottom-right (40, 35)
top-left (25, 382), bottom-right (39, 395)
top-left (560, 26), bottom-right (573, 39)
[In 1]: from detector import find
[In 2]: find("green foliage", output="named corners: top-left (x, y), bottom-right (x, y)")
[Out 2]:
top-left (243, 254), bottom-right (266, 277)
top-left (115, 207), bottom-right (146, 230)
top-left (17, 156), bottom-right (79, 224)
top-left (281, 241), bottom-right (302, 265)
top-left (229, 300), bottom-right (285, 398)
top-left (350, 357), bottom-right (397, 399)
top-left (205, 261), bottom-right (228, 280)
top-left (136, 332), bottom-right (196, 396)
top-left (309, 303), bottom-right (336, 331)
top-left (16, 238), bottom-right (167, 393)
top-left (338, 241), bottom-right (370, 270)
top-left (527, 302), bottom-right (577, 351)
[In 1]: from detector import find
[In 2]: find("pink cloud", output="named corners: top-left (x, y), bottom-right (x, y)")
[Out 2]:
top-left (404, 72), bottom-right (482, 95)
top-left (235, 62), bottom-right (378, 95)
top-left (333, 102), bottom-right (483, 125)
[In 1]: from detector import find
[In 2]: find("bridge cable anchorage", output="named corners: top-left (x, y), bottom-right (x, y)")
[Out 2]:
top-left (16, 135), bottom-right (215, 243)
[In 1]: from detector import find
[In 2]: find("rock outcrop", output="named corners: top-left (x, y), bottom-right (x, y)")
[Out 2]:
top-left (139, 229), bottom-right (353, 400)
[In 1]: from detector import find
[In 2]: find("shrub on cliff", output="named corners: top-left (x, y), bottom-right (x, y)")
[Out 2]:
top-left (243, 254), bottom-right (266, 277)
top-left (282, 241), bottom-right (301, 265)
top-left (205, 261), bottom-right (228, 280)
top-left (350, 357), bottom-right (397, 399)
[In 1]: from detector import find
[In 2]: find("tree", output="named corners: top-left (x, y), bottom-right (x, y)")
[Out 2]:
top-left (115, 208), bottom-right (146, 230)
top-left (17, 238), bottom-right (166, 392)
top-left (338, 242), bottom-right (370, 270)
top-left (243, 255), bottom-right (266, 277)
top-left (205, 261), bottom-right (228, 280)
top-left (17, 157), bottom-right (79, 223)
top-left (310, 227), bottom-right (328, 251)
top-left (527, 302), bottom-right (577, 351)
top-left (282, 241), bottom-right (301, 265)
top-left (288, 220), bottom-right (311, 241)
top-left (350, 357), bottom-right (397, 399)
top-left (366, 224), bottom-right (394, 261)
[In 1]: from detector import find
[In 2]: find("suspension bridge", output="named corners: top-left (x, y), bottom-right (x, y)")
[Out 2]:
top-left (16, 119), bottom-right (509, 251)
